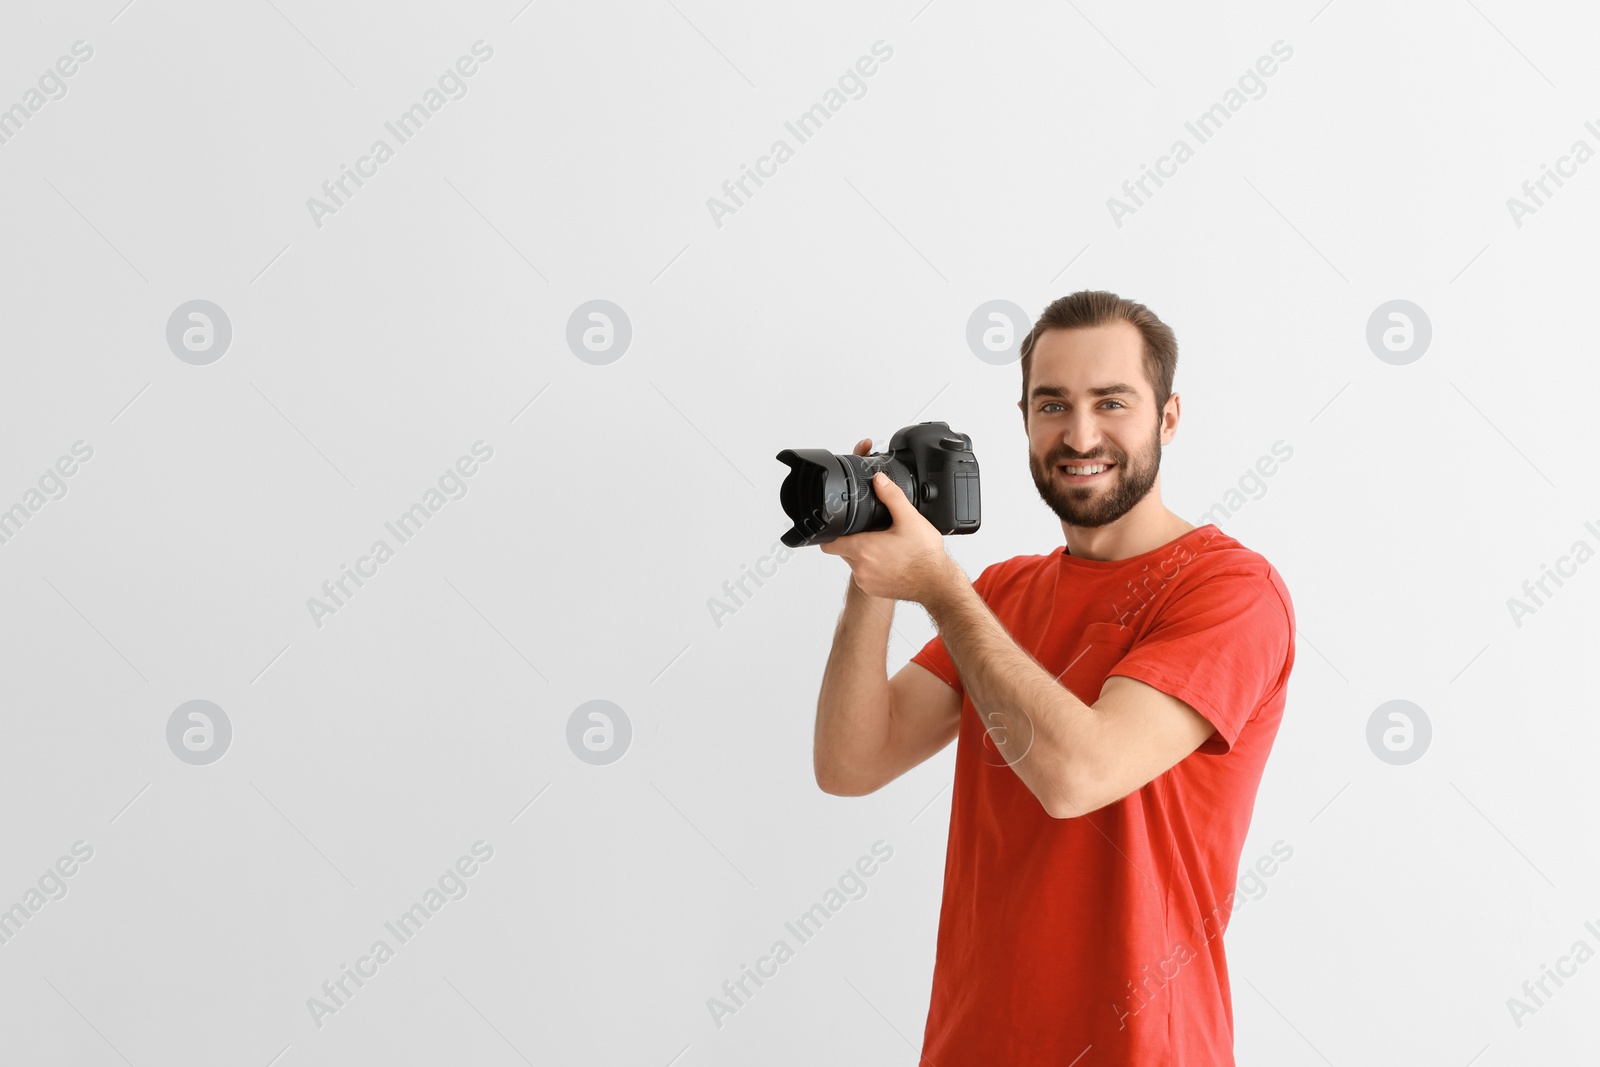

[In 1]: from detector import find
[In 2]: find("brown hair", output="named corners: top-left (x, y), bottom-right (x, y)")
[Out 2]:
top-left (1018, 290), bottom-right (1178, 420)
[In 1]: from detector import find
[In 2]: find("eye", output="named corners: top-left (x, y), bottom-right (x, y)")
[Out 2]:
top-left (1040, 402), bottom-right (1063, 413)
top-left (1102, 400), bottom-right (1126, 410)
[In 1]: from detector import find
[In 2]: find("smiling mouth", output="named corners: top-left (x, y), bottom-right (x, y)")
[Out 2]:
top-left (1057, 461), bottom-right (1115, 481)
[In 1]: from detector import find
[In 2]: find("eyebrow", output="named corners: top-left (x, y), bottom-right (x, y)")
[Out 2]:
top-left (1029, 382), bottom-right (1140, 402)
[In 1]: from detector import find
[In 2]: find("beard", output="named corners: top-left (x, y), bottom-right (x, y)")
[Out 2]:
top-left (1027, 421), bottom-right (1162, 529)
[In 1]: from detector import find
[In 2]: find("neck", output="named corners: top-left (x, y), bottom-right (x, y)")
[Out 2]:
top-left (1061, 494), bottom-right (1195, 562)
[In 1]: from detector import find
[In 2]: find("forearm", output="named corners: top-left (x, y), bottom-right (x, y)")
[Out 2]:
top-left (923, 564), bottom-right (1096, 817)
top-left (813, 578), bottom-right (897, 793)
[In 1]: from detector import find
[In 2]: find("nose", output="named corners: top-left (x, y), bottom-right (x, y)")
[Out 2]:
top-left (1058, 414), bottom-right (1104, 459)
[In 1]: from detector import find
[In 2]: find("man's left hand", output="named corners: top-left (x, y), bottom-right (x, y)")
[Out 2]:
top-left (819, 472), bottom-right (962, 604)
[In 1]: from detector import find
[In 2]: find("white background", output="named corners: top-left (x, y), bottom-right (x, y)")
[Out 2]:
top-left (1, 0), bottom-right (1596, 1063)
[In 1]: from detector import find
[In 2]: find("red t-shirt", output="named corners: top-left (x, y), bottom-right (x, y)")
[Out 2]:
top-left (909, 523), bottom-right (1295, 1066)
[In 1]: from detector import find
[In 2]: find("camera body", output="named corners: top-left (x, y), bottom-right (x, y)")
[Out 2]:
top-left (776, 421), bottom-right (981, 548)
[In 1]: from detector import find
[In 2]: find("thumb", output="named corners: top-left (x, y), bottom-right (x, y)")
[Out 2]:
top-left (872, 471), bottom-right (918, 520)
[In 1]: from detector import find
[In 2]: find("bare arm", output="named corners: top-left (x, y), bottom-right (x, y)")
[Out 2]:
top-left (813, 579), bottom-right (963, 796)
top-left (812, 439), bottom-right (963, 796)
top-left (920, 565), bottom-right (1214, 818)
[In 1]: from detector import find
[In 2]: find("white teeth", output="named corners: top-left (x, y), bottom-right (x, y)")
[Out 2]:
top-left (1064, 464), bottom-right (1108, 475)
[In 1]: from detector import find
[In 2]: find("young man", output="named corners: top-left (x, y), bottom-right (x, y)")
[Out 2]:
top-left (813, 290), bottom-right (1296, 1065)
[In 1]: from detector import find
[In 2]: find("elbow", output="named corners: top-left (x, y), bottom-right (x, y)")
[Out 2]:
top-left (816, 776), bottom-right (876, 798)
top-left (812, 746), bottom-right (843, 795)
top-left (813, 760), bottom-right (877, 798)
top-left (1039, 764), bottom-right (1105, 820)
top-left (1043, 794), bottom-right (1085, 820)
top-left (814, 765), bottom-right (850, 796)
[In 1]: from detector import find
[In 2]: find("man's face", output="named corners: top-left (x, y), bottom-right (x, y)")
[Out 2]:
top-left (1019, 322), bottom-right (1171, 529)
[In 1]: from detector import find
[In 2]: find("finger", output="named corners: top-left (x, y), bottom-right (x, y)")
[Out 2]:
top-left (871, 471), bottom-right (917, 520)
top-left (853, 438), bottom-right (872, 456)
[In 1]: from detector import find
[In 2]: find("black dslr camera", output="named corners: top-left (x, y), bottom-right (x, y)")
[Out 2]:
top-left (776, 421), bottom-right (981, 548)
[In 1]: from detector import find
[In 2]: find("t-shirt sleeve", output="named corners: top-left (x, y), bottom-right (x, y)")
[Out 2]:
top-left (1105, 568), bottom-right (1292, 754)
top-left (908, 562), bottom-right (999, 698)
